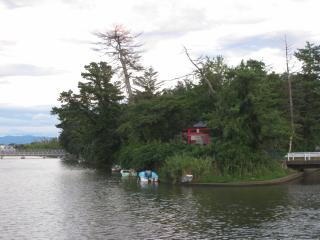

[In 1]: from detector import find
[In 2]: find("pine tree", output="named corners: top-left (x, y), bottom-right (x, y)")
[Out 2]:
top-left (52, 62), bottom-right (123, 167)
top-left (133, 67), bottom-right (162, 100)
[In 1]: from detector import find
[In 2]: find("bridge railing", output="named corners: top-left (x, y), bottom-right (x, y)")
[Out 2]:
top-left (286, 152), bottom-right (320, 161)
top-left (0, 149), bottom-right (65, 156)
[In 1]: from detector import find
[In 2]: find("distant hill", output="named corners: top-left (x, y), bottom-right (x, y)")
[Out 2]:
top-left (0, 136), bottom-right (52, 145)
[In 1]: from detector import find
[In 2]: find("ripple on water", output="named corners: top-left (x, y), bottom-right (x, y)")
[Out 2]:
top-left (1, 159), bottom-right (320, 239)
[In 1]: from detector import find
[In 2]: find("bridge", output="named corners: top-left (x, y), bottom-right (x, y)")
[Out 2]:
top-left (0, 149), bottom-right (66, 158)
top-left (285, 152), bottom-right (320, 169)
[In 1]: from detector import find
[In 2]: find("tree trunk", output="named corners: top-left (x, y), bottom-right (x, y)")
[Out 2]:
top-left (285, 36), bottom-right (294, 153)
top-left (117, 40), bottom-right (133, 102)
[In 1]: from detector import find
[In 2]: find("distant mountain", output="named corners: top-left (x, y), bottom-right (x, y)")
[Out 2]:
top-left (0, 136), bottom-right (52, 145)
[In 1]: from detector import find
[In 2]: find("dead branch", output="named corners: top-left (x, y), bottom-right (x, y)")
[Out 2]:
top-left (183, 46), bottom-right (215, 95)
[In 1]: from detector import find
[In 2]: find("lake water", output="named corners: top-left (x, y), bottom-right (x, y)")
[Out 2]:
top-left (0, 158), bottom-right (320, 239)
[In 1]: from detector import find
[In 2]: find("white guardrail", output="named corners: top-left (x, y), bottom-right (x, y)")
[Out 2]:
top-left (0, 150), bottom-right (65, 156)
top-left (286, 152), bottom-right (320, 161)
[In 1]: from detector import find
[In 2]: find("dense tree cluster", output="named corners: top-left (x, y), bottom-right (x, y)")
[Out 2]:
top-left (52, 40), bottom-right (320, 174)
top-left (52, 62), bottom-right (123, 167)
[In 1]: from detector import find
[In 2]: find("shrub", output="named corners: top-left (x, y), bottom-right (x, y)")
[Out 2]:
top-left (116, 142), bottom-right (216, 171)
top-left (160, 154), bottom-right (213, 183)
top-left (116, 142), bottom-right (186, 170)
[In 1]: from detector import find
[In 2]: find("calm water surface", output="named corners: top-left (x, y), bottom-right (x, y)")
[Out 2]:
top-left (0, 158), bottom-right (320, 239)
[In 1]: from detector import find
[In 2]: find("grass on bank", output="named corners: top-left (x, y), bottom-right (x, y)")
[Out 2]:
top-left (197, 169), bottom-right (296, 183)
top-left (159, 153), bottom-right (296, 184)
top-left (115, 142), bottom-right (295, 184)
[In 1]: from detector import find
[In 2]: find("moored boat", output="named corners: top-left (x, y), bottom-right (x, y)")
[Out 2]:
top-left (120, 169), bottom-right (137, 177)
top-left (138, 170), bottom-right (159, 183)
top-left (111, 165), bottom-right (121, 173)
top-left (181, 174), bottom-right (193, 183)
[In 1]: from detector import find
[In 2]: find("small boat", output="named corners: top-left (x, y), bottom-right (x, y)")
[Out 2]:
top-left (111, 165), bottom-right (121, 173)
top-left (138, 170), bottom-right (159, 183)
top-left (181, 174), bottom-right (193, 183)
top-left (120, 169), bottom-right (137, 177)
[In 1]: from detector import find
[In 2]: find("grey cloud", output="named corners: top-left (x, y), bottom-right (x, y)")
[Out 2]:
top-left (0, 64), bottom-right (63, 77)
top-left (191, 31), bottom-right (313, 62)
top-left (219, 31), bottom-right (311, 53)
top-left (0, 40), bottom-right (16, 52)
top-left (60, 38), bottom-right (92, 45)
top-left (0, 0), bottom-right (51, 9)
top-left (219, 17), bottom-right (267, 26)
top-left (143, 30), bottom-right (186, 40)
top-left (0, 80), bottom-right (10, 85)
top-left (0, 40), bottom-right (16, 46)
top-left (134, 2), bottom-right (209, 36)
top-left (0, 0), bottom-right (18, 9)
top-left (0, 0), bottom-right (33, 9)
top-left (134, 1), bottom-right (266, 39)
top-left (0, 104), bottom-right (55, 117)
top-left (0, 105), bottom-right (58, 136)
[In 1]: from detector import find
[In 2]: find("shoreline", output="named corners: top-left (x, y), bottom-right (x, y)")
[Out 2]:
top-left (182, 171), bottom-right (305, 187)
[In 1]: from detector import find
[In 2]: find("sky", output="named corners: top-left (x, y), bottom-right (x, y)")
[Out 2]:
top-left (0, 0), bottom-right (319, 137)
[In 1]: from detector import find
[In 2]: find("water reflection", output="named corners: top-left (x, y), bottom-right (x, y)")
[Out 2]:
top-left (1, 158), bottom-right (320, 239)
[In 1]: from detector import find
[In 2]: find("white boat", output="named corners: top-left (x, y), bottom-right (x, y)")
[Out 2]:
top-left (120, 169), bottom-right (137, 177)
top-left (181, 174), bottom-right (193, 183)
top-left (111, 165), bottom-right (121, 173)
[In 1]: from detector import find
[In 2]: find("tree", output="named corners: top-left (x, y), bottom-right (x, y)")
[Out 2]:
top-left (52, 62), bottom-right (124, 167)
top-left (292, 42), bottom-right (320, 150)
top-left (295, 42), bottom-right (320, 76)
top-left (52, 90), bottom-right (87, 157)
top-left (184, 47), bottom-right (215, 95)
top-left (94, 25), bottom-right (143, 102)
top-left (209, 60), bottom-right (290, 174)
top-left (133, 67), bottom-right (162, 100)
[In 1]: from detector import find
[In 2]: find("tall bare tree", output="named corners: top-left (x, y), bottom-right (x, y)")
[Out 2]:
top-left (285, 35), bottom-right (294, 153)
top-left (94, 25), bottom-right (143, 102)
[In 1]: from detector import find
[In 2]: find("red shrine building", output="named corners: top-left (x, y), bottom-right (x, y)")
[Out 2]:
top-left (182, 121), bottom-right (211, 145)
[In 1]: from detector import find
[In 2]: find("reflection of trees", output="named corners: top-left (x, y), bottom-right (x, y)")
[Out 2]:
top-left (118, 183), bottom-right (206, 238)
top-left (54, 170), bottom-right (320, 239)
top-left (301, 171), bottom-right (320, 186)
top-left (118, 183), bottom-right (291, 239)
top-left (189, 185), bottom-right (290, 235)
top-left (287, 171), bottom-right (320, 209)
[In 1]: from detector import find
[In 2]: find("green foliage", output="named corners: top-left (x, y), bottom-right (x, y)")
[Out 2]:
top-left (117, 142), bottom-right (185, 170)
top-left (53, 41), bottom-right (320, 179)
top-left (52, 62), bottom-right (123, 167)
top-left (295, 42), bottom-right (320, 76)
top-left (199, 56), bottom-right (227, 92)
top-left (207, 60), bottom-right (290, 175)
top-left (198, 160), bottom-right (291, 183)
top-left (118, 95), bottom-right (193, 143)
top-left (292, 42), bottom-right (320, 150)
top-left (118, 81), bottom-right (215, 143)
top-left (117, 142), bottom-right (215, 171)
top-left (18, 138), bottom-right (61, 150)
top-left (159, 154), bottom-right (213, 183)
top-left (133, 67), bottom-right (162, 101)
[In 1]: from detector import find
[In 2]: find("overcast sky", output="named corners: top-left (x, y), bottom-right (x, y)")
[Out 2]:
top-left (0, 0), bottom-right (319, 137)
